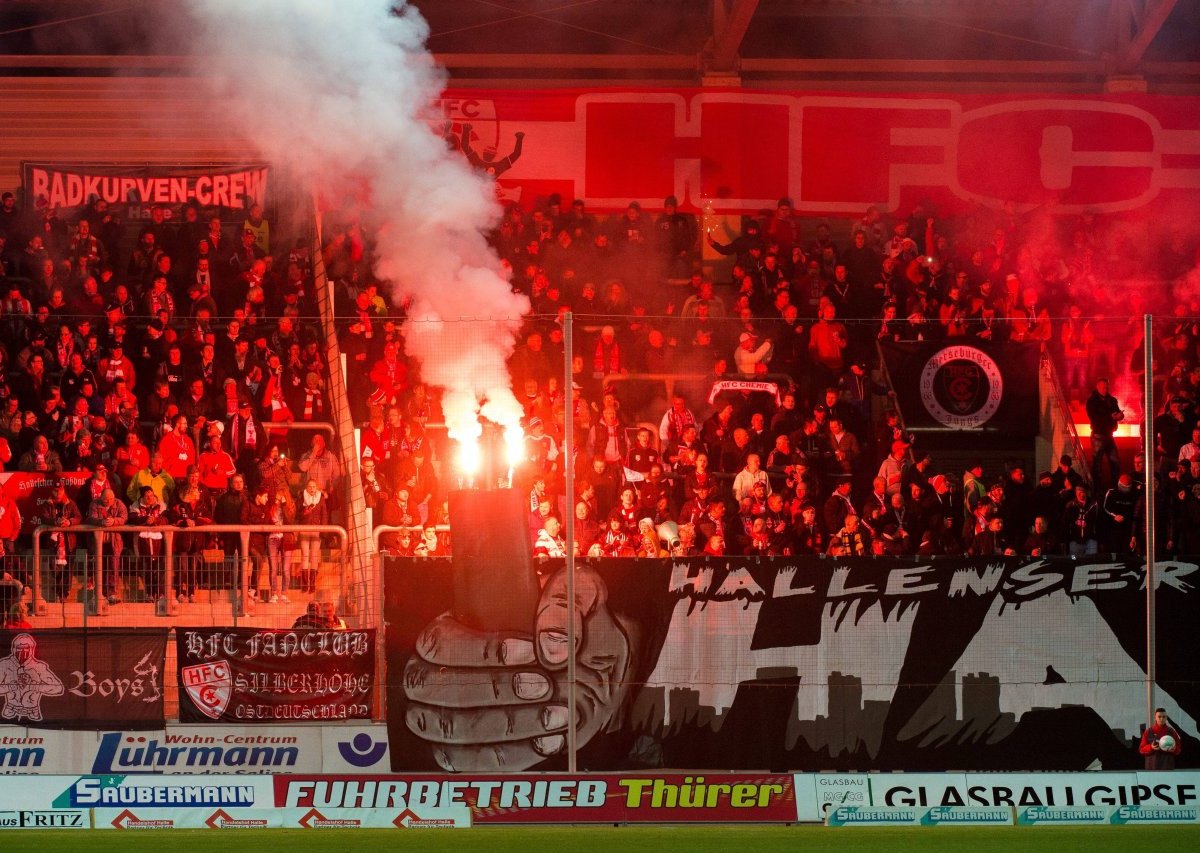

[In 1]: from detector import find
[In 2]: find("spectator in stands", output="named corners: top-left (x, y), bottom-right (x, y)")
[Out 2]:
top-left (292, 601), bottom-right (324, 630)
top-left (227, 397), bottom-right (267, 477)
top-left (214, 473), bottom-right (249, 590)
top-left (127, 452), bottom-right (174, 505)
top-left (78, 461), bottom-right (118, 514)
top-left (14, 353), bottom-right (49, 411)
top-left (241, 485), bottom-right (273, 600)
top-left (829, 513), bottom-right (868, 556)
top-left (533, 515), bottom-right (567, 559)
top-left (39, 482), bottom-right (81, 602)
top-left (1086, 378), bottom-right (1124, 490)
top-left (589, 409), bottom-right (628, 467)
top-left (1102, 473), bottom-right (1138, 553)
top-left (361, 455), bottom-right (390, 512)
top-left (368, 340), bottom-right (408, 408)
top-left (170, 466), bottom-right (215, 603)
top-left (114, 429), bottom-right (148, 488)
top-left (98, 340), bottom-right (136, 393)
top-left (157, 414), bottom-right (197, 481)
top-left (732, 453), bottom-right (770, 503)
top-left (0, 487), bottom-right (20, 566)
top-left (1024, 515), bottom-right (1058, 557)
top-left (198, 430), bottom-right (236, 493)
top-left (395, 447), bottom-right (438, 526)
top-left (321, 601), bottom-right (348, 630)
top-left (3, 600), bottom-right (31, 630)
top-left (18, 434), bottom-right (62, 473)
top-left (592, 325), bottom-right (624, 378)
top-left (298, 433), bottom-right (340, 497)
top-left (292, 477), bottom-right (326, 597)
top-left (1063, 485), bottom-right (1100, 557)
top-left (270, 485), bottom-right (300, 601)
top-left (970, 515), bottom-right (1014, 557)
top-left (733, 331), bottom-right (772, 377)
top-left (85, 486), bottom-right (127, 604)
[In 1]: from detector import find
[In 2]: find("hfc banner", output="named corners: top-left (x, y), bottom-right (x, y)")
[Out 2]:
top-left (432, 89), bottom-right (1200, 215)
top-left (21, 163), bottom-right (269, 213)
top-left (176, 629), bottom-right (375, 724)
top-left (878, 340), bottom-right (1040, 435)
top-left (385, 556), bottom-right (1197, 773)
top-left (0, 630), bottom-right (166, 729)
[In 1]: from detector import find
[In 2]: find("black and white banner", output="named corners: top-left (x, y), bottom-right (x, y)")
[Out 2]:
top-left (879, 341), bottom-right (1040, 435)
top-left (0, 630), bottom-right (166, 730)
top-left (385, 556), bottom-right (1197, 772)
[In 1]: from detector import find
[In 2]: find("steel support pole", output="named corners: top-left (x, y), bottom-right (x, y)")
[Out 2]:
top-left (563, 312), bottom-right (577, 772)
top-left (1143, 313), bottom-right (1156, 723)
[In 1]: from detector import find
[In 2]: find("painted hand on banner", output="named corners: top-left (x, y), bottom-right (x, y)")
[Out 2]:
top-left (403, 567), bottom-right (631, 772)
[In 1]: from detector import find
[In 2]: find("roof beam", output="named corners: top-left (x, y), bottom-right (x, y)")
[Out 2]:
top-left (1117, 0), bottom-right (1179, 71)
top-left (710, 0), bottom-right (760, 72)
top-left (740, 58), bottom-right (1109, 75)
top-left (436, 53), bottom-right (696, 71)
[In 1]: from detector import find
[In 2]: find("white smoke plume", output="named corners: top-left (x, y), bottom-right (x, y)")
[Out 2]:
top-left (181, 0), bottom-right (529, 448)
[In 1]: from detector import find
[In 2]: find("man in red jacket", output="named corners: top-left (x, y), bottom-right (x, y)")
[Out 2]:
top-left (1139, 707), bottom-right (1182, 770)
top-left (157, 414), bottom-right (197, 480)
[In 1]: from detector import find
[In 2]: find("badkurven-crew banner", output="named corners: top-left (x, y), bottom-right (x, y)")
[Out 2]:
top-left (21, 163), bottom-right (269, 212)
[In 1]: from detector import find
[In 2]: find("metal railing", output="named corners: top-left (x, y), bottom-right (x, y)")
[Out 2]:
top-left (31, 523), bottom-right (348, 618)
top-left (140, 419), bottom-right (337, 448)
top-left (1040, 349), bottom-right (1092, 487)
top-left (372, 524), bottom-right (452, 554)
top-left (604, 371), bottom-right (795, 403)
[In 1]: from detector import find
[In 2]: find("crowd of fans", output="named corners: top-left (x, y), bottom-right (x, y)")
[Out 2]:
top-left (3, 170), bottom-right (1200, 607)
top-left (465, 192), bottom-right (1197, 561)
top-left (0, 190), bottom-right (341, 608)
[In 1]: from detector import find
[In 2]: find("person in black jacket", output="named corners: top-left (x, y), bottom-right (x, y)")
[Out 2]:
top-left (1086, 377), bottom-right (1123, 490)
top-left (1101, 474), bottom-right (1138, 553)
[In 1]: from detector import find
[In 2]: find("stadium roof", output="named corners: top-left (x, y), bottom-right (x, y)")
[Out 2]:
top-left (0, 0), bottom-right (1196, 91)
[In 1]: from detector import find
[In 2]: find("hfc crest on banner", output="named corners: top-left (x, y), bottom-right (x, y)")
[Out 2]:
top-left (181, 661), bottom-right (231, 719)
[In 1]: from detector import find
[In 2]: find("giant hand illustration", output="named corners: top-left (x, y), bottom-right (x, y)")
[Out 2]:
top-left (403, 566), bottom-right (630, 772)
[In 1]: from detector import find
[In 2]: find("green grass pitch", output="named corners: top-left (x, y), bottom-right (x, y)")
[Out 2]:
top-left (2, 825), bottom-right (1199, 852)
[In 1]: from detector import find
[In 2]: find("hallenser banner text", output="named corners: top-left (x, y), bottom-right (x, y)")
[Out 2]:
top-left (21, 163), bottom-right (269, 214)
top-left (385, 556), bottom-right (1197, 772)
top-left (176, 629), bottom-right (374, 724)
top-left (0, 630), bottom-right (166, 729)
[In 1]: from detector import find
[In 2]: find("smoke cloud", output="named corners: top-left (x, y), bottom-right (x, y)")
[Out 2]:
top-left (181, 0), bottom-right (529, 446)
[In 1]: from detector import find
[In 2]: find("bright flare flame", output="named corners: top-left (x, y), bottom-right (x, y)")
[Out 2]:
top-left (503, 427), bottom-right (525, 469)
top-left (456, 440), bottom-right (482, 477)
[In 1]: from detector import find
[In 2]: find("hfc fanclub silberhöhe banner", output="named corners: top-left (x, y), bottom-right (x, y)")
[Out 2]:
top-left (176, 629), bottom-right (374, 724)
top-left (878, 341), bottom-right (1041, 436)
top-left (0, 630), bottom-right (166, 729)
top-left (384, 556), bottom-right (1197, 772)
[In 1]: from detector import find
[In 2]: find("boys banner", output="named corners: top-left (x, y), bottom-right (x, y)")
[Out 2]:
top-left (21, 163), bottom-right (269, 214)
top-left (384, 556), bottom-right (1197, 772)
top-left (176, 629), bottom-right (375, 724)
top-left (878, 340), bottom-right (1040, 435)
top-left (0, 630), bottom-right (166, 729)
